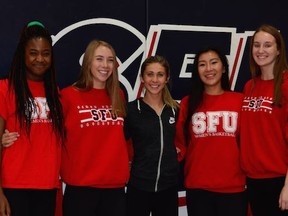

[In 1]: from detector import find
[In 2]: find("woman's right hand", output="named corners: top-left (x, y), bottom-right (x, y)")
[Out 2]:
top-left (1, 129), bottom-right (19, 148)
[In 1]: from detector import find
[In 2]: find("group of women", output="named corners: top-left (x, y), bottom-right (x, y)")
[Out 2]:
top-left (0, 20), bottom-right (287, 216)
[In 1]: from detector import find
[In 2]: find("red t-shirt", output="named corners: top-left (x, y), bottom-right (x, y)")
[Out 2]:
top-left (0, 79), bottom-right (61, 189)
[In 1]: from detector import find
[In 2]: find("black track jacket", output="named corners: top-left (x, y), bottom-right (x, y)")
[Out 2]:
top-left (124, 98), bottom-right (179, 192)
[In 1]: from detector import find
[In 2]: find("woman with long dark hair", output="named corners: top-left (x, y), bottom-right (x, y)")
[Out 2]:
top-left (0, 21), bottom-right (64, 216)
top-left (175, 47), bottom-right (247, 216)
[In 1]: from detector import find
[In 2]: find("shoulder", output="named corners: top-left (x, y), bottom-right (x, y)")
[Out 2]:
top-left (179, 95), bottom-right (189, 105)
top-left (60, 86), bottom-right (78, 95)
top-left (60, 86), bottom-right (81, 103)
top-left (0, 78), bottom-right (8, 84)
top-left (174, 100), bottom-right (180, 112)
top-left (126, 99), bottom-right (141, 120)
top-left (119, 89), bottom-right (127, 102)
top-left (282, 71), bottom-right (288, 84)
top-left (242, 79), bottom-right (254, 93)
top-left (282, 71), bottom-right (288, 87)
top-left (244, 79), bottom-right (253, 87)
top-left (0, 79), bottom-right (9, 94)
top-left (222, 92), bottom-right (244, 109)
top-left (179, 95), bottom-right (190, 109)
top-left (282, 71), bottom-right (288, 100)
top-left (0, 79), bottom-right (8, 86)
top-left (178, 95), bottom-right (189, 115)
top-left (127, 98), bottom-right (139, 109)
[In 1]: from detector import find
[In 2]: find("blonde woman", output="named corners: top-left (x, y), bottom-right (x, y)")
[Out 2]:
top-left (124, 55), bottom-right (180, 216)
top-left (60, 40), bottom-right (128, 216)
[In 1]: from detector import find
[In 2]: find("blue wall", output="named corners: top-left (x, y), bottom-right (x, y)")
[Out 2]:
top-left (1, 0), bottom-right (287, 101)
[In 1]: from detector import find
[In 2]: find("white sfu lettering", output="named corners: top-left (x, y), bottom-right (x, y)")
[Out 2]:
top-left (30, 97), bottom-right (50, 120)
top-left (192, 111), bottom-right (238, 135)
top-left (90, 108), bottom-right (118, 121)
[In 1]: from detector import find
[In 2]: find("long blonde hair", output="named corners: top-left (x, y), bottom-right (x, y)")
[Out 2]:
top-left (73, 39), bottom-right (126, 116)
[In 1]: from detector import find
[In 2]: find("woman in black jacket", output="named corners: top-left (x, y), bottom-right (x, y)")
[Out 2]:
top-left (124, 55), bottom-right (180, 216)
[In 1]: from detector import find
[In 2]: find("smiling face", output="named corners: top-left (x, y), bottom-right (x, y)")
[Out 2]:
top-left (197, 50), bottom-right (224, 94)
top-left (140, 62), bottom-right (168, 97)
top-left (25, 37), bottom-right (52, 81)
top-left (252, 31), bottom-right (279, 71)
top-left (90, 45), bottom-right (114, 89)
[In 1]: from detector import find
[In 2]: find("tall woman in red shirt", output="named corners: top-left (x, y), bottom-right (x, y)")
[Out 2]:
top-left (175, 47), bottom-right (247, 216)
top-left (240, 24), bottom-right (288, 215)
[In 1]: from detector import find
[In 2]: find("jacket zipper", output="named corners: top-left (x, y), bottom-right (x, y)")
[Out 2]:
top-left (155, 106), bottom-right (165, 192)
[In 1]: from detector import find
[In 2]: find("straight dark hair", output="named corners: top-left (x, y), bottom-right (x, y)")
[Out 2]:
top-left (183, 47), bottom-right (230, 144)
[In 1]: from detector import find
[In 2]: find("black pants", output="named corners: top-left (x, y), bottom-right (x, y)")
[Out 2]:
top-left (247, 177), bottom-right (288, 216)
top-left (3, 188), bottom-right (57, 216)
top-left (186, 189), bottom-right (248, 216)
top-left (126, 185), bottom-right (178, 216)
top-left (63, 184), bottom-right (126, 216)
